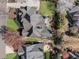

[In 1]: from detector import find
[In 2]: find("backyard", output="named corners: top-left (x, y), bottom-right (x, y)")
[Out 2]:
top-left (39, 1), bottom-right (55, 17)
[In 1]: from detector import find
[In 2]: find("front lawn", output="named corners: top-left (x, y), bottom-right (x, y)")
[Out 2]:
top-left (5, 53), bottom-right (17, 59)
top-left (6, 19), bottom-right (19, 30)
top-left (39, 1), bottom-right (55, 17)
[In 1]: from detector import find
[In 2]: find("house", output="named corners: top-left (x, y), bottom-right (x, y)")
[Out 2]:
top-left (19, 7), bottom-right (52, 38)
top-left (17, 43), bottom-right (44, 59)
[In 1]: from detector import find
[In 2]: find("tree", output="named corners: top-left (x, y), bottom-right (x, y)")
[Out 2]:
top-left (40, 1), bottom-right (56, 17)
top-left (3, 28), bottom-right (26, 51)
top-left (75, 0), bottom-right (79, 5)
top-left (53, 11), bottom-right (64, 30)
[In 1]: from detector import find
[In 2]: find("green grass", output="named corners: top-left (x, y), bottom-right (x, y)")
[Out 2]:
top-left (45, 52), bottom-right (50, 59)
top-left (27, 37), bottom-right (41, 42)
top-left (6, 19), bottom-right (19, 30)
top-left (39, 1), bottom-right (55, 17)
top-left (5, 53), bottom-right (17, 59)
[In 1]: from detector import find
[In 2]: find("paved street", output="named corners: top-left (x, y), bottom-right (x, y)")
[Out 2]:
top-left (0, 1), bottom-right (7, 59)
top-left (0, 15), bottom-right (7, 59)
top-left (0, 34), bottom-right (5, 59)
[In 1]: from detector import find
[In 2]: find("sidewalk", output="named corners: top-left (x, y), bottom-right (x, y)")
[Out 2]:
top-left (6, 45), bottom-right (14, 54)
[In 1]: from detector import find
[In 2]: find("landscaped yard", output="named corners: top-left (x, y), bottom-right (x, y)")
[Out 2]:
top-left (39, 1), bottom-right (55, 17)
top-left (5, 53), bottom-right (17, 59)
top-left (6, 19), bottom-right (19, 30)
top-left (45, 52), bottom-right (50, 59)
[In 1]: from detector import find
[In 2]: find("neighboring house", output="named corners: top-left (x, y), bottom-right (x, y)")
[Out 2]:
top-left (57, 0), bottom-right (76, 13)
top-left (18, 43), bottom-right (44, 59)
top-left (7, 0), bottom-right (40, 10)
top-left (67, 6), bottom-right (79, 35)
top-left (69, 6), bottom-right (79, 28)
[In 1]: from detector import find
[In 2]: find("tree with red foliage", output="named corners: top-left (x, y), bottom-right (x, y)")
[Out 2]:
top-left (3, 28), bottom-right (26, 51)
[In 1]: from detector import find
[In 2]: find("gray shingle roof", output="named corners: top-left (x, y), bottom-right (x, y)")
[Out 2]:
top-left (69, 6), bottom-right (79, 28)
top-left (69, 6), bottom-right (79, 19)
top-left (18, 6), bottom-right (52, 38)
top-left (18, 43), bottom-right (44, 59)
top-left (26, 7), bottom-right (36, 16)
top-left (69, 6), bottom-right (79, 13)
top-left (30, 13), bottom-right (44, 26)
top-left (30, 13), bottom-right (52, 38)
top-left (26, 44), bottom-right (44, 59)
top-left (75, 20), bottom-right (79, 28)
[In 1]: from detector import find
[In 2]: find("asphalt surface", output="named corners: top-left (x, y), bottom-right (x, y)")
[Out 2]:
top-left (0, 34), bottom-right (5, 59)
top-left (0, 15), bottom-right (7, 59)
top-left (0, 2), bottom-right (7, 59)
